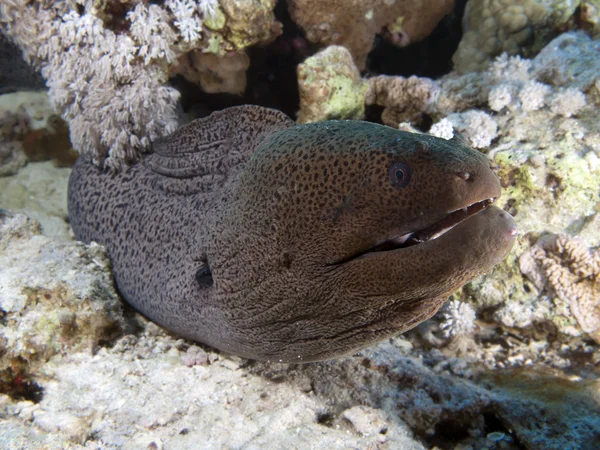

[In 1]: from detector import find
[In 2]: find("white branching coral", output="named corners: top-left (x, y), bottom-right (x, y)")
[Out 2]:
top-left (439, 300), bottom-right (477, 338)
top-left (489, 54), bottom-right (533, 83)
top-left (483, 53), bottom-right (584, 119)
top-left (0, 1), bottom-right (181, 168)
top-left (488, 84), bottom-right (515, 112)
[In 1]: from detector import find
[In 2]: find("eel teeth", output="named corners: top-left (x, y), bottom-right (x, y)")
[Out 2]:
top-left (371, 198), bottom-right (495, 252)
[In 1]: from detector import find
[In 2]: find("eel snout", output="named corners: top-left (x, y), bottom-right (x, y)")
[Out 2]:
top-left (359, 197), bottom-right (510, 256)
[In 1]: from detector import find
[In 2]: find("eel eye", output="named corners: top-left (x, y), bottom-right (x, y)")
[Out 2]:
top-left (389, 162), bottom-right (411, 187)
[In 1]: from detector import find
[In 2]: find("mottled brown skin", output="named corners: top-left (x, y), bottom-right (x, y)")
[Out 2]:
top-left (68, 105), bottom-right (517, 362)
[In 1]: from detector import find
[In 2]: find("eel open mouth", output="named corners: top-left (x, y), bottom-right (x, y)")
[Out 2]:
top-left (368, 198), bottom-right (495, 253)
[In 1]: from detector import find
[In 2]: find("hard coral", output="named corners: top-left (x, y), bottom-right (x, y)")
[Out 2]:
top-left (366, 75), bottom-right (440, 127)
top-left (439, 300), bottom-right (477, 338)
top-left (529, 234), bottom-right (600, 343)
top-left (433, 110), bottom-right (498, 149)
top-left (172, 51), bottom-right (250, 94)
top-left (288, 0), bottom-right (454, 70)
top-left (0, 0), bottom-right (279, 168)
top-left (297, 45), bottom-right (367, 123)
top-left (452, 0), bottom-right (576, 73)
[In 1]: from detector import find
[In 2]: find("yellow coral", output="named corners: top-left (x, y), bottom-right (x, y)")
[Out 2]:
top-left (297, 45), bottom-right (367, 123)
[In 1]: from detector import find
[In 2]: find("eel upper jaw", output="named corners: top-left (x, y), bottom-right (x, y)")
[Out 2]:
top-left (362, 197), bottom-right (496, 255)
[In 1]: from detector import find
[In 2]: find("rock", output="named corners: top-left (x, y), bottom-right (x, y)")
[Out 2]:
top-left (181, 346), bottom-right (209, 367)
top-left (342, 405), bottom-right (388, 436)
top-left (0, 161), bottom-right (71, 239)
top-left (0, 213), bottom-right (126, 402)
top-left (0, 91), bottom-right (76, 171)
top-left (0, 141), bottom-right (26, 176)
top-left (33, 410), bottom-right (91, 444)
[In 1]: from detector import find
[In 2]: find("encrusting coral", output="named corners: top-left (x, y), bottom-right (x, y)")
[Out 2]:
top-left (0, 0), bottom-right (279, 169)
top-left (287, 0), bottom-right (455, 70)
top-left (296, 45), bottom-right (367, 123)
top-left (527, 234), bottom-right (600, 343)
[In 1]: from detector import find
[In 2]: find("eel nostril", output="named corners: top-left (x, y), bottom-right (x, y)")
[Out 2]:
top-left (456, 172), bottom-right (472, 181)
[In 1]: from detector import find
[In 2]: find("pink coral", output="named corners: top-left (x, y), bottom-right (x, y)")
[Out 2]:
top-left (531, 234), bottom-right (600, 343)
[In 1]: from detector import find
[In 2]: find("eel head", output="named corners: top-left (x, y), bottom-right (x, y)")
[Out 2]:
top-left (211, 120), bottom-right (517, 362)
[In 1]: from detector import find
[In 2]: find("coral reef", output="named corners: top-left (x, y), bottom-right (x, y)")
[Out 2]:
top-left (532, 30), bottom-right (600, 92)
top-left (0, 114), bottom-right (27, 176)
top-left (452, 0), bottom-right (579, 73)
top-left (432, 109), bottom-right (498, 148)
top-left (0, 215), bottom-right (432, 447)
top-left (1, 216), bottom-right (597, 449)
top-left (0, 0), bottom-right (279, 168)
top-left (370, 31), bottom-right (599, 128)
top-left (524, 234), bottom-right (600, 343)
top-left (0, 92), bottom-right (51, 176)
top-left (0, 0), bottom-right (598, 444)
top-left (296, 45), bottom-right (367, 123)
top-left (287, 0), bottom-right (455, 70)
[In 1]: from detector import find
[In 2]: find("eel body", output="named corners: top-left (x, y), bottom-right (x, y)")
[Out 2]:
top-left (68, 105), bottom-right (517, 362)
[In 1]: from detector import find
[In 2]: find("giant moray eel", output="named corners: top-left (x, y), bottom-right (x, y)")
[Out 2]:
top-left (68, 105), bottom-right (517, 362)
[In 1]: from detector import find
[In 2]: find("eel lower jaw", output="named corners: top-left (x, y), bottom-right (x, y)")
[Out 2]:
top-left (367, 197), bottom-right (496, 253)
